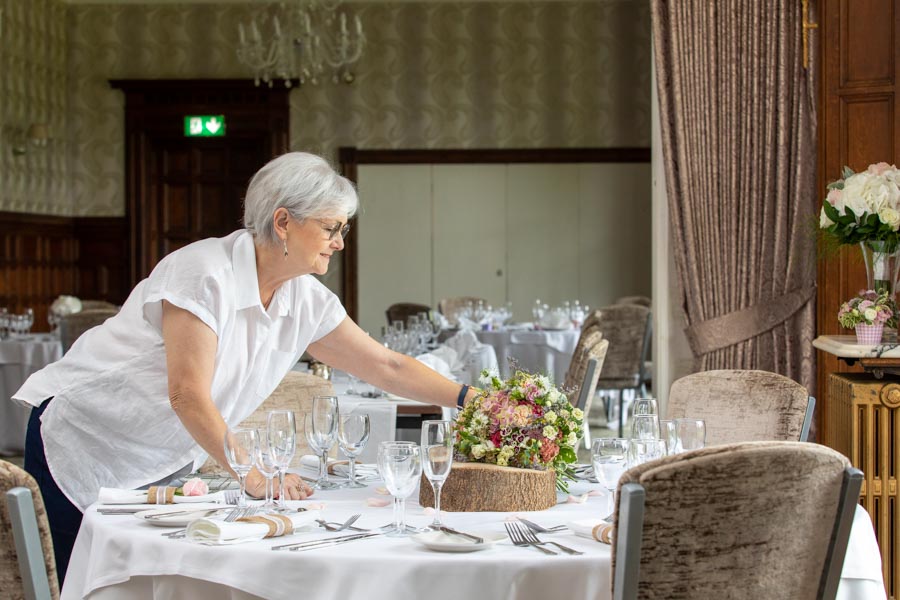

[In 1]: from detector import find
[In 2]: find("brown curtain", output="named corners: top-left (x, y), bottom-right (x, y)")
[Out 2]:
top-left (652, 1), bottom-right (817, 392)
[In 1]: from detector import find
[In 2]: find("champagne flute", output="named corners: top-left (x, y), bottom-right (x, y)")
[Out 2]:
top-left (421, 420), bottom-right (453, 530)
top-left (267, 410), bottom-right (296, 509)
top-left (304, 395), bottom-right (342, 490)
top-left (338, 413), bottom-right (370, 488)
top-left (377, 441), bottom-right (422, 537)
top-left (252, 428), bottom-right (280, 510)
top-left (224, 428), bottom-right (257, 508)
top-left (592, 438), bottom-right (629, 519)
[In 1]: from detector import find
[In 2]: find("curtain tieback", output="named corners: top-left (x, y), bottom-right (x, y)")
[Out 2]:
top-left (684, 285), bottom-right (816, 356)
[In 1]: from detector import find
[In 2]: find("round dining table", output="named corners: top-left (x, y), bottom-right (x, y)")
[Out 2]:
top-left (476, 328), bottom-right (580, 384)
top-left (62, 473), bottom-right (884, 600)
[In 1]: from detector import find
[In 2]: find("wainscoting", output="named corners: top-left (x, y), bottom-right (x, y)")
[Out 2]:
top-left (0, 212), bottom-right (128, 331)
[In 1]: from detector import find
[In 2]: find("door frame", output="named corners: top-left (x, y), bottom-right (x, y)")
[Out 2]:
top-left (110, 79), bottom-right (292, 286)
top-left (338, 146), bottom-right (650, 322)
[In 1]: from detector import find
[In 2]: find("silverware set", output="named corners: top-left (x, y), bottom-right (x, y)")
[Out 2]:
top-left (316, 514), bottom-right (363, 532)
top-left (271, 531), bottom-right (384, 552)
top-left (505, 522), bottom-right (583, 555)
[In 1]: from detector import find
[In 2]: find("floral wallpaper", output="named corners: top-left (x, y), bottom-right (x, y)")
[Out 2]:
top-left (0, 1), bottom-right (651, 217)
top-left (0, 0), bottom-right (69, 214)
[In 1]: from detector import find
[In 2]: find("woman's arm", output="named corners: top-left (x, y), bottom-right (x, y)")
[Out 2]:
top-left (307, 316), bottom-right (478, 408)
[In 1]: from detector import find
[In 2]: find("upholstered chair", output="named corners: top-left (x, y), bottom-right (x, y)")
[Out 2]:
top-left (561, 328), bottom-right (608, 448)
top-left (614, 295), bottom-right (652, 308)
top-left (666, 369), bottom-right (814, 444)
top-left (437, 296), bottom-right (487, 320)
top-left (1, 459), bottom-right (59, 600)
top-left (385, 302), bottom-right (431, 327)
top-left (59, 309), bottom-right (118, 354)
top-left (612, 442), bottom-right (862, 600)
top-left (79, 300), bottom-right (117, 311)
top-left (200, 371), bottom-right (336, 475)
top-left (588, 305), bottom-right (652, 437)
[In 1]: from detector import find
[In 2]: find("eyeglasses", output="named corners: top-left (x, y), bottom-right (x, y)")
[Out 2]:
top-left (314, 219), bottom-right (351, 241)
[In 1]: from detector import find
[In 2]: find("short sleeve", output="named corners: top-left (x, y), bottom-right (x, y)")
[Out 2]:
top-left (140, 251), bottom-right (224, 337)
top-left (303, 277), bottom-right (347, 343)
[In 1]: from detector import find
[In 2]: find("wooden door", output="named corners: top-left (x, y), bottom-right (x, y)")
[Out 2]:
top-left (111, 80), bottom-right (290, 284)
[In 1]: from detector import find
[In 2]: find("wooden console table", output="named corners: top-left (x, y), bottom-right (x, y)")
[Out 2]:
top-left (814, 335), bottom-right (898, 597)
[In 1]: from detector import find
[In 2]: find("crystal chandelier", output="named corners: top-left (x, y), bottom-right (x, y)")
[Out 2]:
top-left (237, 1), bottom-right (366, 88)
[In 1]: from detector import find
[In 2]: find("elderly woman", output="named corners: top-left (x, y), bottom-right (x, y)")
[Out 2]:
top-left (14, 152), bottom-right (476, 583)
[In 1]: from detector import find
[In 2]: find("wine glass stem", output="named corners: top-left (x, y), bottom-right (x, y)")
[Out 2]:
top-left (348, 458), bottom-right (356, 485)
top-left (393, 496), bottom-right (406, 532)
top-left (266, 476), bottom-right (274, 506)
top-left (277, 469), bottom-right (286, 506)
top-left (237, 473), bottom-right (247, 508)
top-left (431, 481), bottom-right (443, 527)
top-left (318, 452), bottom-right (328, 483)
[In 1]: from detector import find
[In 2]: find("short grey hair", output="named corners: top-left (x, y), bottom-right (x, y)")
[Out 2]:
top-left (243, 152), bottom-right (359, 245)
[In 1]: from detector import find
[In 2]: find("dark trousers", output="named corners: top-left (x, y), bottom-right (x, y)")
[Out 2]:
top-left (24, 398), bottom-right (83, 588)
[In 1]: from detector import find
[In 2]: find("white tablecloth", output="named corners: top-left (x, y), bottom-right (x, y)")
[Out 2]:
top-left (0, 334), bottom-right (62, 455)
top-left (476, 329), bottom-right (580, 384)
top-left (62, 478), bottom-right (884, 600)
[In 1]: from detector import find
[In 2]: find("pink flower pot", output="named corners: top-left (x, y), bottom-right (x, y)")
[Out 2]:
top-left (856, 323), bottom-right (884, 345)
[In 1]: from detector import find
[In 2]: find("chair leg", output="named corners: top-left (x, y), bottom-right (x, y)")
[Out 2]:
top-left (618, 390), bottom-right (625, 438)
top-left (583, 421), bottom-right (592, 449)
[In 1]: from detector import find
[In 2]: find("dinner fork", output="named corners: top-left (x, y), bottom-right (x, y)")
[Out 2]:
top-left (515, 523), bottom-right (583, 555)
top-left (516, 518), bottom-right (568, 534)
top-left (316, 514), bottom-right (362, 532)
top-left (505, 522), bottom-right (556, 555)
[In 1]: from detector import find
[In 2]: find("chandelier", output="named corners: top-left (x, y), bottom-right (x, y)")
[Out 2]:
top-left (237, 1), bottom-right (366, 88)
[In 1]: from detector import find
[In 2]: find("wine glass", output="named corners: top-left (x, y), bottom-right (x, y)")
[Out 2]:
top-left (304, 395), bottom-right (342, 490)
top-left (338, 413), bottom-right (370, 488)
top-left (267, 410), bottom-right (296, 509)
top-left (421, 420), bottom-right (453, 530)
top-left (252, 428), bottom-right (280, 510)
top-left (632, 398), bottom-right (659, 418)
top-left (377, 441), bottom-right (422, 537)
top-left (630, 414), bottom-right (661, 441)
top-left (673, 419), bottom-right (707, 454)
top-left (224, 428), bottom-right (257, 508)
top-left (592, 438), bottom-right (629, 517)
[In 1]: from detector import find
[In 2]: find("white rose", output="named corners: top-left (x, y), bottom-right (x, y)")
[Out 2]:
top-left (542, 425), bottom-right (558, 439)
top-left (471, 444), bottom-right (486, 459)
top-left (544, 411), bottom-right (557, 424)
top-left (841, 172), bottom-right (875, 217)
top-left (50, 295), bottom-right (82, 316)
top-left (865, 308), bottom-right (878, 322)
top-left (820, 206), bottom-right (835, 228)
top-left (879, 207), bottom-right (900, 230)
top-left (572, 408), bottom-right (584, 420)
top-left (567, 432), bottom-right (578, 446)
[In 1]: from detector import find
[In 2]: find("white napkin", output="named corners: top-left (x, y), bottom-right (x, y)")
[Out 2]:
top-left (567, 518), bottom-right (613, 544)
top-left (98, 487), bottom-right (224, 505)
top-left (444, 330), bottom-right (478, 359)
top-left (415, 352), bottom-right (455, 380)
top-left (538, 311), bottom-right (574, 330)
top-left (297, 455), bottom-right (379, 481)
top-left (187, 510), bottom-right (320, 545)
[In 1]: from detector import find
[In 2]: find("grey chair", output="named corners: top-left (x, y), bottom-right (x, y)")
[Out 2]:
top-left (385, 302), bottom-right (431, 327)
top-left (614, 295), bottom-right (651, 308)
top-left (612, 442), bottom-right (862, 600)
top-left (588, 305), bottom-right (652, 437)
top-left (437, 296), bottom-right (487, 320)
top-left (562, 327), bottom-right (608, 448)
top-left (59, 308), bottom-right (118, 354)
top-left (2, 459), bottom-right (59, 599)
top-left (666, 369), bottom-right (814, 443)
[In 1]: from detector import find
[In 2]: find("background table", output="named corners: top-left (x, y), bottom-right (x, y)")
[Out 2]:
top-left (62, 474), bottom-right (884, 600)
top-left (0, 334), bottom-right (62, 455)
top-left (476, 329), bottom-right (579, 383)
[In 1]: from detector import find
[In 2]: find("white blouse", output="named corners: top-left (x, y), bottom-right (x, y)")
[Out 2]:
top-left (13, 230), bottom-right (346, 509)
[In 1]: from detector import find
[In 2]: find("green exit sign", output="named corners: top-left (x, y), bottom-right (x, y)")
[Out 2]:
top-left (184, 115), bottom-right (225, 137)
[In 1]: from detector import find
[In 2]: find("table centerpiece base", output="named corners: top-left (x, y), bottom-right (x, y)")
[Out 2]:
top-left (419, 462), bottom-right (556, 512)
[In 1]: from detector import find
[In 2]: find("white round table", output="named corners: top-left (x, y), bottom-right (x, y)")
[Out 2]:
top-left (0, 333), bottom-right (62, 455)
top-left (476, 329), bottom-right (580, 383)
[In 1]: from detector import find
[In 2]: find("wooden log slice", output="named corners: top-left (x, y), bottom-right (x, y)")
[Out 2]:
top-left (419, 462), bottom-right (556, 512)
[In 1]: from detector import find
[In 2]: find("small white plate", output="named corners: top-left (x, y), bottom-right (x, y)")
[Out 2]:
top-left (134, 505), bottom-right (227, 528)
top-left (410, 530), bottom-right (505, 553)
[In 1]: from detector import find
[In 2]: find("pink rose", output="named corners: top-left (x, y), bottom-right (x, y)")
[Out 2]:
top-left (868, 162), bottom-right (893, 176)
top-left (180, 477), bottom-right (208, 497)
top-left (826, 188), bottom-right (842, 205)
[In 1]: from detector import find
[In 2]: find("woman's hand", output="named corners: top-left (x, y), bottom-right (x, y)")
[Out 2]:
top-left (244, 468), bottom-right (314, 500)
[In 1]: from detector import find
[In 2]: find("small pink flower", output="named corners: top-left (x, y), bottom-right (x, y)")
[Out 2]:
top-left (826, 188), bottom-right (842, 205)
top-left (540, 441), bottom-right (559, 463)
top-left (868, 162), bottom-right (893, 176)
top-left (180, 477), bottom-right (208, 497)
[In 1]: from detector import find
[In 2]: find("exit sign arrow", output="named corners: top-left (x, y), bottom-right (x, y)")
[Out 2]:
top-left (184, 115), bottom-right (226, 137)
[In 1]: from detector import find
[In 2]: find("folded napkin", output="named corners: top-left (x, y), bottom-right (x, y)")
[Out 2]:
top-left (98, 486), bottom-right (223, 505)
top-left (445, 329), bottom-right (479, 358)
top-left (567, 519), bottom-right (614, 544)
top-left (415, 352), bottom-right (455, 380)
top-left (187, 509), bottom-right (320, 545)
top-left (298, 455), bottom-right (379, 481)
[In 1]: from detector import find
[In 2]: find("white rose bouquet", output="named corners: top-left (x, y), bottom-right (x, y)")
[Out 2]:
top-left (820, 163), bottom-right (900, 248)
top-left (50, 295), bottom-right (83, 317)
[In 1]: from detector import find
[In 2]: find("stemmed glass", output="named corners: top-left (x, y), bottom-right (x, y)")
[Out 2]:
top-left (630, 415), bottom-right (661, 441)
top-left (338, 413), bottom-right (370, 488)
top-left (673, 419), bottom-right (707, 454)
top-left (421, 420), bottom-right (453, 531)
top-left (377, 441), bottom-right (422, 537)
top-left (626, 439), bottom-right (667, 468)
top-left (592, 438), bottom-right (629, 518)
top-left (252, 428), bottom-right (280, 510)
top-left (267, 410), bottom-right (296, 508)
top-left (304, 395), bottom-right (342, 490)
top-left (224, 428), bottom-right (257, 508)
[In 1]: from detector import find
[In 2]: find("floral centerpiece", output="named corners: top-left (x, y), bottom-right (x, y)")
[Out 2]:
top-left (453, 368), bottom-right (584, 493)
top-left (820, 163), bottom-right (900, 295)
top-left (838, 289), bottom-right (896, 345)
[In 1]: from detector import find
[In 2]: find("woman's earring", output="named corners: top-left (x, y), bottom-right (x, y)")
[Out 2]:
top-left (283, 237), bottom-right (288, 258)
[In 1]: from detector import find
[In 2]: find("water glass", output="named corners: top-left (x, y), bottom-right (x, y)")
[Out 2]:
top-left (630, 414), bottom-right (661, 441)
top-left (338, 413), bottom-right (370, 488)
top-left (267, 410), bottom-right (296, 508)
top-left (224, 428), bottom-right (257, 507)
top-left (632, 397), bottom-right (659, 417)
top-left (660, 419), bottom-right (677, 455)
top-left (591, 438), bottom-right (629, 516)
top-left (673, 419), bottom-right (707, 454)
top-left (304, 395), bottom-right (342, 490)
top-left (377, 441), bottom-right (422, 537)
top-left (626, 439), bottom-right (666, 468)
top-left (252, 428), bottom-right (281, 510)
top-left (421, 420), bottom-right (453, 530)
